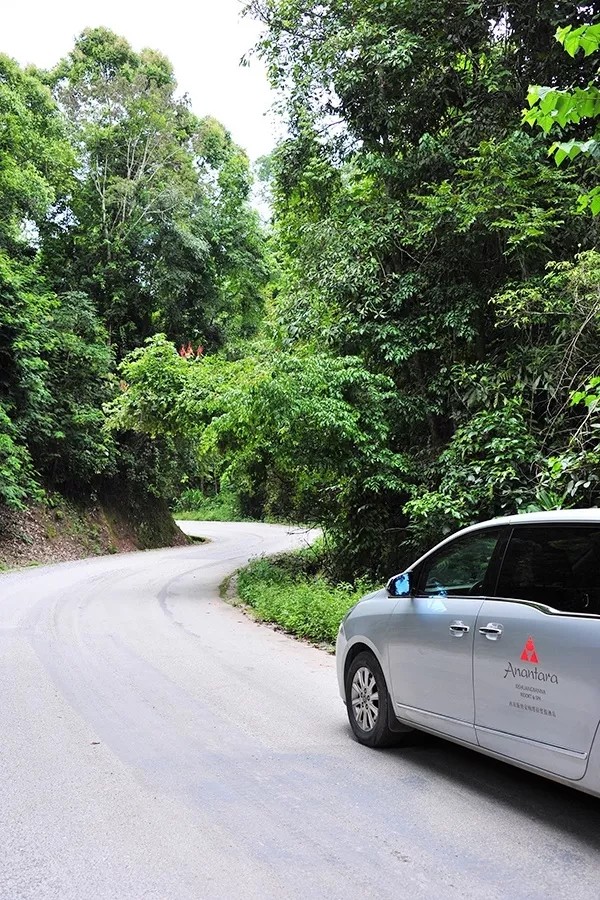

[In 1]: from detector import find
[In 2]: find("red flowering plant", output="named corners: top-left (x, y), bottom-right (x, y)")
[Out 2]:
top-left (179, 342), bottom-right (204, 360)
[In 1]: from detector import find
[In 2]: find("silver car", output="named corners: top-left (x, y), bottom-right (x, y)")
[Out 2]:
top-left (336, 510), bottom-right (600, 796)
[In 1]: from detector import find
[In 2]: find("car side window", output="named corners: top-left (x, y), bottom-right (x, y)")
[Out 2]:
top-left (416, 530), bottom-right (501, 598)
top-left (495, 525), bottom-right (600, 614)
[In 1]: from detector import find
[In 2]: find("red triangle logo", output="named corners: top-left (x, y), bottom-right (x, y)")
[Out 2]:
top-left (520, 637), bottom-right (539, 664)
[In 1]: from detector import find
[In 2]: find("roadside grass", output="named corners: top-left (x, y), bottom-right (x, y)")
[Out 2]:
top-left (236, 544), bottom-right (376, 645)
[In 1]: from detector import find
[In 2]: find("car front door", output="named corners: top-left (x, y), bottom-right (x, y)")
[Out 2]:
top-left (387, 527), bottom-right (505, 744)
top-left (473, 524), bottom-right (600, 780)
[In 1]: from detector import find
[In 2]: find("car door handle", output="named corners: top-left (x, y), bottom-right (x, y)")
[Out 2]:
top-left (479, 623), bottom-right (503, 640)
top-left (449, 621), bottom-right (470, 637)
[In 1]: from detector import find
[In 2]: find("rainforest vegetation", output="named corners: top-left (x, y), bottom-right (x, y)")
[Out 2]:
top-left (3, 7), bottom-right (600, 579)
top-left (0, 27), bottom-right (267, 538)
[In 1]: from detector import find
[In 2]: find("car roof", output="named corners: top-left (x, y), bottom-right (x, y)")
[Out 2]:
top-left (434, 507), bottom-right (600, 550)
top-left (405, 509), bottom-right (600, 573)
top-left (467, 509), bottom-right (600, 531)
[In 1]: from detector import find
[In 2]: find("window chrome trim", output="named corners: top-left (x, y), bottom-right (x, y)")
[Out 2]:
top-left (487, 594), bottom-right (600, 619)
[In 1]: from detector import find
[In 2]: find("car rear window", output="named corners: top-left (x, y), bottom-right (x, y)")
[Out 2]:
top-left (496, 525), bottom-right (600, 614)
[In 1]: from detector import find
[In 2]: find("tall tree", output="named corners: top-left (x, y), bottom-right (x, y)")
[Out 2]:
top-left (0, 54), bottom-right (76, 503)
top-left (44, 28), bottom-right (268, 355)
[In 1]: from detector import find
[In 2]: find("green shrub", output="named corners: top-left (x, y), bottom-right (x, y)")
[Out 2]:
top-left (0, 406), bottom-right (42, 508)
top-left (173, 487), bottom-right (246, 521)
top-left (237, 550), bottom-right (375, 643)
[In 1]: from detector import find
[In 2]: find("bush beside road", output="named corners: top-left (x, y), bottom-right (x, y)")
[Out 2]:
top-left (236, 545), bottom-right (375, 645)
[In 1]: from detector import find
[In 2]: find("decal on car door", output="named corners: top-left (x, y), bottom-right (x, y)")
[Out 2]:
top-left (520, 635), bottom-right (539, 664)
top-left (502, 635), bottom-right (560, 718)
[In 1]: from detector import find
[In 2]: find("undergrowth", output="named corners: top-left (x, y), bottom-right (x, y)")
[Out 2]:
top-left (236, 543), bottom-right (376, 644)
top-left (173, 488), bottom-right (249, 522)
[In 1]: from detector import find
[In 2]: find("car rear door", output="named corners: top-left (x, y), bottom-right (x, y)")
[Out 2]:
top-left (387, 527), bottom-right (505, 744)
top-left (473, 524), bottom-right (600, 780)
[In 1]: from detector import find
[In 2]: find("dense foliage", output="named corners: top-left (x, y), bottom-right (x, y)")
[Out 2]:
top-left (0, 29), bottom-right (268, 512)
top-left (112, 3), bottom-right (600, 578)
top-left (5, 10), bottom-right (600, 581)
top-left (240, 0), bottom-right (600, 573)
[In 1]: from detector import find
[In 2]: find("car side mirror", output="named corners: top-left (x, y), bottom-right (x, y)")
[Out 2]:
top-left (386, 571), bottom-right (413, 598)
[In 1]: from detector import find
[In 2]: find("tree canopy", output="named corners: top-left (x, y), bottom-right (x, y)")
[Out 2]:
top-left (0, 29), bottom-right (268, 509)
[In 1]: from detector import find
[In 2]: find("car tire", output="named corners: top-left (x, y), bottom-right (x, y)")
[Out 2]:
top-left (345, 651), bottom-right (409, 748)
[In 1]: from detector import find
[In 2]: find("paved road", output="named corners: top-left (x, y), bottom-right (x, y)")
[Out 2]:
top-left (1, 522), bottom-right (599, 900)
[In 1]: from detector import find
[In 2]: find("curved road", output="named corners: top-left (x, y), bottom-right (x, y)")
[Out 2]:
top-left (1, 522), bottom-right (599, 900)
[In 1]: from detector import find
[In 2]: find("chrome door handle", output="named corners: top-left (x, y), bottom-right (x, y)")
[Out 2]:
top-left (479, 623), bottom-right (503, 640)
top-left (449, 621), bottom-right (470, 637)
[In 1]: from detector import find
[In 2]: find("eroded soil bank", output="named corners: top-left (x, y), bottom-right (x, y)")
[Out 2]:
top-left (0, 491), bottom-right (188, 569)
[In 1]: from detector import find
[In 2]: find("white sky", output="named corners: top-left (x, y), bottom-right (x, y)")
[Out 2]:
top-left (1, 0), bottom-right (278, 162)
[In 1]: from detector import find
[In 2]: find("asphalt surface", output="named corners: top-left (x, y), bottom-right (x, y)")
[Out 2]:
top-left (1, 521), bottom-right (599, 900)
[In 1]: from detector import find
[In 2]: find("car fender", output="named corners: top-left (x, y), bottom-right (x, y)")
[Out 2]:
top-left (343, 632), bottom-right (386, 672)
top-left (339, 624), bottom-right (395, 701)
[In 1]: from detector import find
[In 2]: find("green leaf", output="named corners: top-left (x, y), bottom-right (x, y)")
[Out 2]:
top-left (556, 23), bottom-right (600, 58)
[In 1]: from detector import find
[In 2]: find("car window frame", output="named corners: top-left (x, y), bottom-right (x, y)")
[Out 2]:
top-left (490, 523), bottom-right (600, 617)
top-left (412, 525), bottom-right (510, 599)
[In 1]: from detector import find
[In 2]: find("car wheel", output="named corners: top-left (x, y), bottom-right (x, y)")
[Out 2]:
top-left (345, 651), bottom-right (404, 748)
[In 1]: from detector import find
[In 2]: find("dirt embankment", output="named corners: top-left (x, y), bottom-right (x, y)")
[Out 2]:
top-left (0, 491), bottom-right (188, 570)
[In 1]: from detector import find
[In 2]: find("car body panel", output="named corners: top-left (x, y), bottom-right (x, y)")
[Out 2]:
top-left (387, 595), bottom-right (484, 743)
top-left (473, 598), bottom-right (600, 780)
top-left (336, 589), bottom-right (396, 699)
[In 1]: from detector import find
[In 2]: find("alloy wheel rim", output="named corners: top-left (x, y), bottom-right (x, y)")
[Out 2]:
top-left (351, 666), bottom-right (379, 731)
